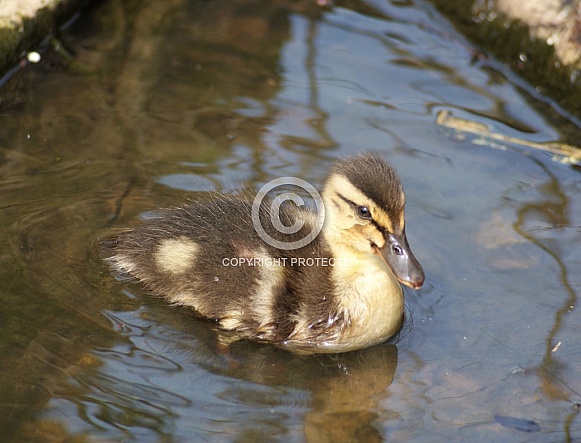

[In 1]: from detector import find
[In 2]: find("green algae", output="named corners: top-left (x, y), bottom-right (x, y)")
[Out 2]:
top-left (429, 0), bottom-right (581, 120)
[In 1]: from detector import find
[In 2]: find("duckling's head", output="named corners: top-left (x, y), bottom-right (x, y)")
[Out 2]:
top-left (321, 153), bottom-right (424, 289)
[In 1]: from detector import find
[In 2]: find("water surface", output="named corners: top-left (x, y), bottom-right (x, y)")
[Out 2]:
top-left (1, 0), bottom-right (580, 441)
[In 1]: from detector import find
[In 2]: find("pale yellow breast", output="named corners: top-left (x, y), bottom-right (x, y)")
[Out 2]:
top-left (331, 250), bottom-right (404, 351)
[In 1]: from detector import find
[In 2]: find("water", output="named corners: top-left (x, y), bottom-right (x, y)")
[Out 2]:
top-left (1, 0), bottom-right (580, 441)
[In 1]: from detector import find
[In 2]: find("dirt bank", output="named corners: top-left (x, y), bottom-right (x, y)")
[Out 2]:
top-left (0, 0), bottom-right (84, 78)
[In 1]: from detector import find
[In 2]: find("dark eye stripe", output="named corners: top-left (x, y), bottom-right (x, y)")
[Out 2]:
top-left (338, 195), bottom-right (372, 219)
top-left (337, 192), bottom-right (389, 234)
top-left (337, 193), bottom-right (356, 208)
top-left (370, 219), bottom-right (389, 238)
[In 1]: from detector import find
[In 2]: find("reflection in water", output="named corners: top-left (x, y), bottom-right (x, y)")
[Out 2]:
top-left (512, 160), bottom-right (580, 417)
top-left (303, 346), bottom-right (398, 442)
top-left (0, 0), bottom-right (581, 441)
top-left (31, 303), bottom-right (398, 441)
top-left (205, 340), bottom-right (398, 442)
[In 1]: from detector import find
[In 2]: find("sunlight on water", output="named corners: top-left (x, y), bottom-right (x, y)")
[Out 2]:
top-left (0, 0), bottom-right (579, 441)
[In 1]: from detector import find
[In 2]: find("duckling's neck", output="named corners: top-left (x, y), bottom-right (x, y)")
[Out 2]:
top-left (321, 227), bottom-right (404, 350)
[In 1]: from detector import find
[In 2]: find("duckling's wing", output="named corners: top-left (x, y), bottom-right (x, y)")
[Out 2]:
top-left (104, 194), bottom-right (348, 347)
top-left (103, 197), bottom-right (295, 340)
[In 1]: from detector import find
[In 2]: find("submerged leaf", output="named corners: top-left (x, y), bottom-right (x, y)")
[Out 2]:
top-left (494, 415), bottom-right (541, 432)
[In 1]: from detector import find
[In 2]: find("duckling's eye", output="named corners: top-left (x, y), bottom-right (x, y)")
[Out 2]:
top-left (356, 206), bottom-right (371, 219)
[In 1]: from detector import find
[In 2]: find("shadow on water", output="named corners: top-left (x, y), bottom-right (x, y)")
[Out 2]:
top-left (0, 0), bottom-right (580, 441)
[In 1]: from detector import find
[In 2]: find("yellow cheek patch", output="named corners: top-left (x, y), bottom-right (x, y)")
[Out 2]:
top-left (372, 203), bottom-right (405, 235)
top-left (360, 223), bottom-right (385, 248)
top-left (371, 206), bottom-right (393, 233)
top-left (155, 236), bottom-right (199, 274)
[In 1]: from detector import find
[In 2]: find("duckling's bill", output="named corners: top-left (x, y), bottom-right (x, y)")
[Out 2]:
top-left (375, 228), bottom-right (424, 290)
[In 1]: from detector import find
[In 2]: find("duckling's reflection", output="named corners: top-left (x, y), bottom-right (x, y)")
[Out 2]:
top-left (302, 346), bottom-right (398, 442)
top-left (163, 311), bottom-right (399, 441)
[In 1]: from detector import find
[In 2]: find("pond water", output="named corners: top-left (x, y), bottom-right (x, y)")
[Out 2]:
top-left (1, 0), bottom-right (580, 441)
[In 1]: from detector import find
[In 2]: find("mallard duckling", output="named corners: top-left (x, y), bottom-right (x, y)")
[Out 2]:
top-left (104, 153), bottom-right (424, 353)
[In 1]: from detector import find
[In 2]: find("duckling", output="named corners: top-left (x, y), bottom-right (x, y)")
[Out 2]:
top-left (104, 153), bottom-right (424, 353)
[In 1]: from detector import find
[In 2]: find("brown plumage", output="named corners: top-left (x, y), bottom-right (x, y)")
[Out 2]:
top-left (103, 153), bottom-right (424, 353)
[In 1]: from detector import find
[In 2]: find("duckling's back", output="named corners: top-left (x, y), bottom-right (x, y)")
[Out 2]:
top-left (104, 195), bottom-right (339, 346)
